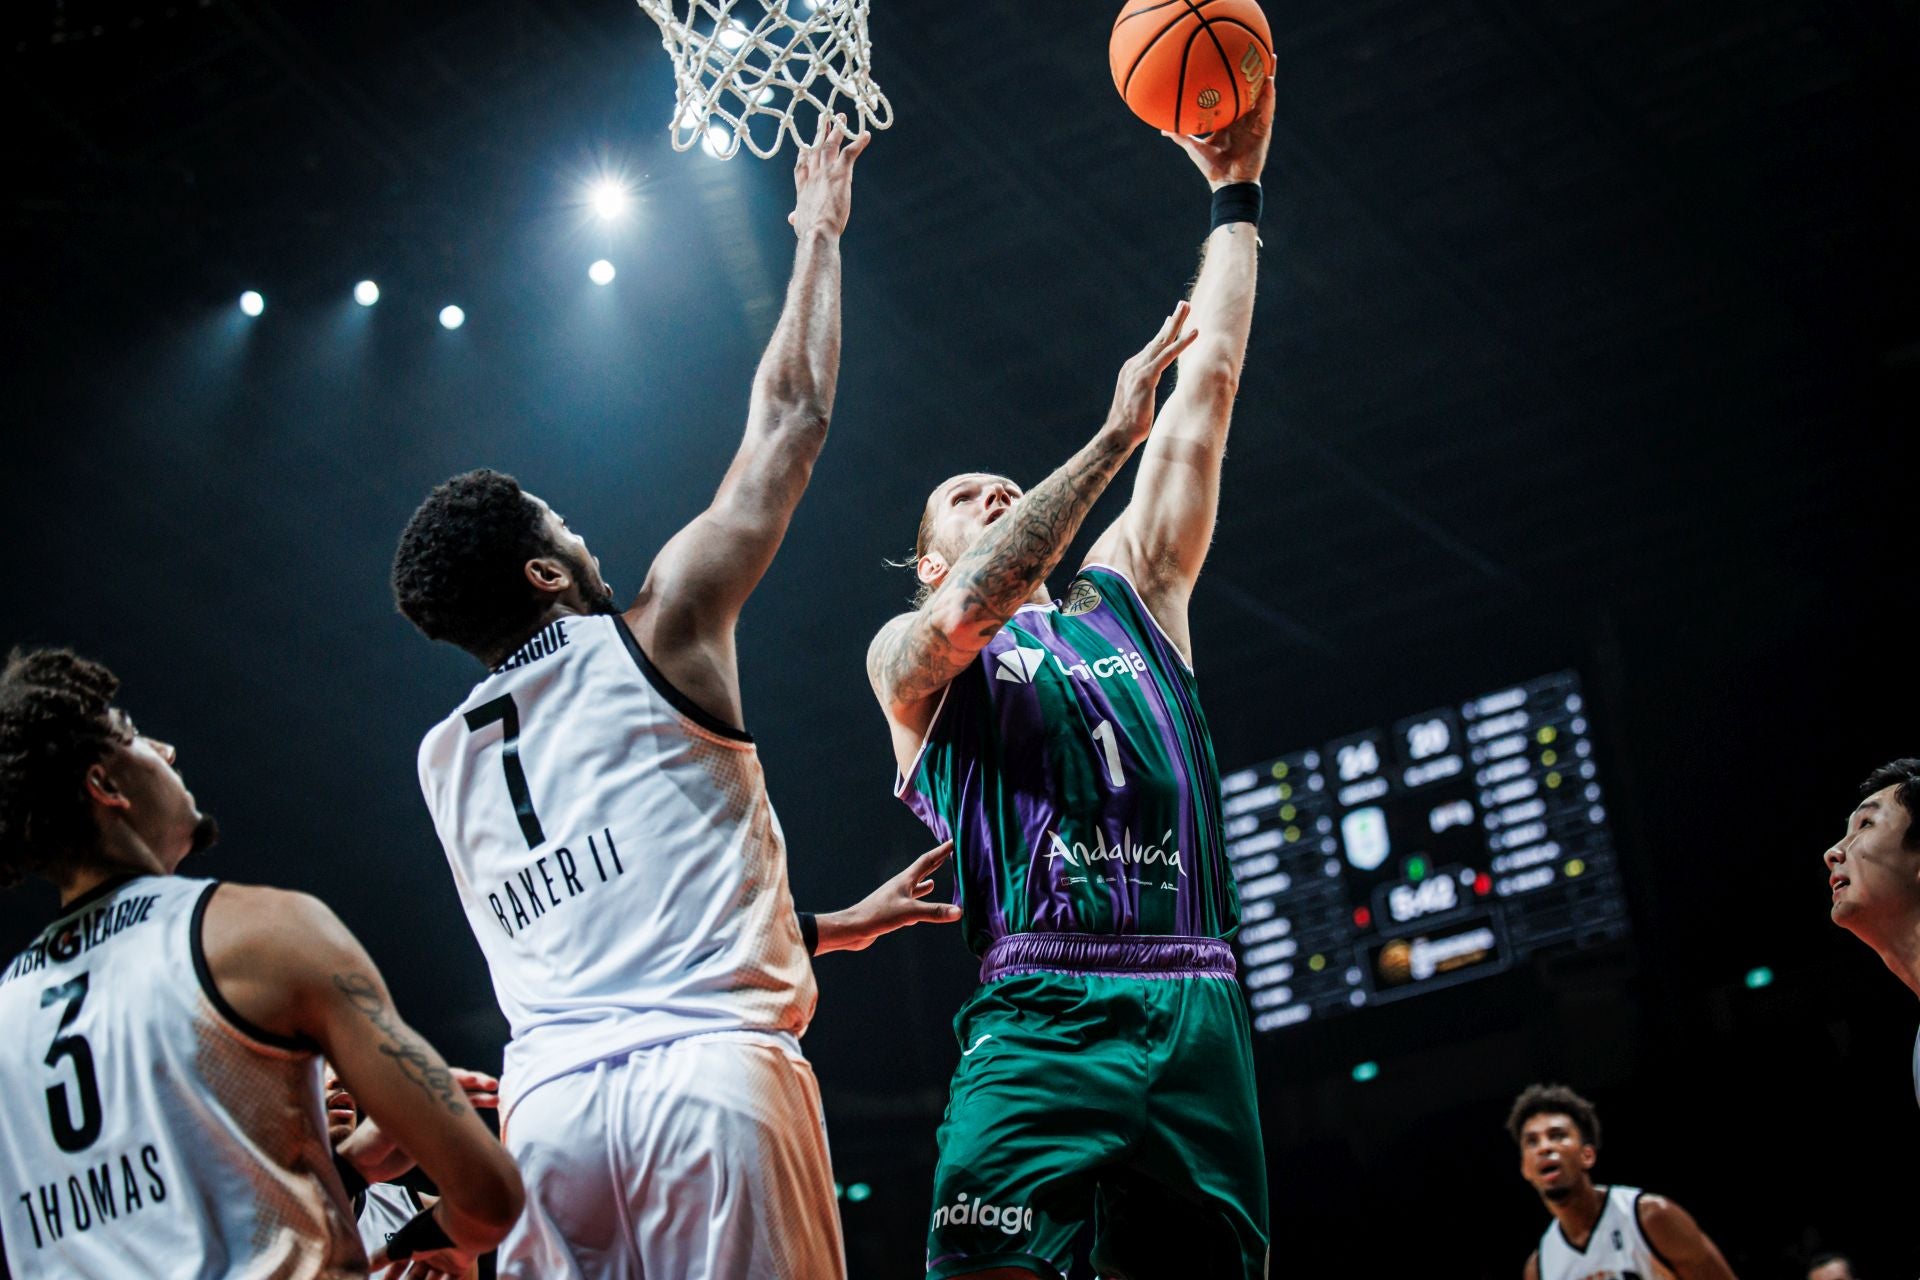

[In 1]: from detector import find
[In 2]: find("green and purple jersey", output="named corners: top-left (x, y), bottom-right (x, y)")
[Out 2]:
top-left (896, 565), bottom-right (1239, 958)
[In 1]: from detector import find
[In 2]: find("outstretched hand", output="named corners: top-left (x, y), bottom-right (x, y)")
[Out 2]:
top-left (1162, 79), bottom-right (1274, 189)
top-left (789, 112), bottom-right (871, 237)
top-left (816, 840), bottom-right (963, 954)
top-left (1106, 300), bottom-right (1199, 447)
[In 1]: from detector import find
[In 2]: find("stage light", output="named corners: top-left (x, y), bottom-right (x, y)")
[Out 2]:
top-left (588, 178), bottom-right (629, 221)
top-left (701, 125), bottom-right (733, 159)
top-left (1351, 1061), bottom-right (1380, 1083)
top-left (846, 1183), bottom-right (872, 1203)
top-left (1744, 966), bottom-right (1774, 990)
top-left (354, 280), bottom-right (380, 307)
top-left (589, 259), bottom-right (616, 286)
top-left (439, 305), bottom-right (466, 330)
top-left (239, 290), bottom-right (265, 317)
top-left (718, 20), bottom-right (749, 50)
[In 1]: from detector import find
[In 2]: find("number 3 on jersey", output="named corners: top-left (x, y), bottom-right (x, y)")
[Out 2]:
top-left (465, 693), bottom-right (547, 848)
top-left (42, 973), bottom-right (103, 1152)
top-left (1092, 718), bottom-right (1127, 789)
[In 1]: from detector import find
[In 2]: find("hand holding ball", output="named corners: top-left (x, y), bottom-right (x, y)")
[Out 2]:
top-left (1110, 0), bottom-right (1275, 134)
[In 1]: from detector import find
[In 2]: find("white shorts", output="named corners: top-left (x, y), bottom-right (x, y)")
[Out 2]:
top-left (496, 1032), bottom-right (845, 1280)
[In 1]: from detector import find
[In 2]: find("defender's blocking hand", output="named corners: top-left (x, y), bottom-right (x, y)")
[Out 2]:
top-left (1161, 79), bottom-right (1274, 189)
top-left (789, 112), bottom-right (871, 237)
top-left (816, 840), bottom-right (963, 953)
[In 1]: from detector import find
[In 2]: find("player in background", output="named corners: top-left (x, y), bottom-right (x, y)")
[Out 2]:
top-left (865, 87), bottom-right (1275, 1280)
top-left (0, 647), bottom-right (524, 1279)
top-left (392, 116), bottom-right (955, 1280)
top-left (325, 1063), bottom-right (501, 1270)
top-left (1509, 1083), bottom-right (1736, 1280)
top-left (1806, 1254), bottom-right (1861, 1280)
top-left (1823, 759), bottom-right (1920, 1106)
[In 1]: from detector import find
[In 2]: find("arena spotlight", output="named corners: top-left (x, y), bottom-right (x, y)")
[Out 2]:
top-left (845, 1183), bottom-right (872, 1204)
top-left (353, 280), bottom-right (380, 307)
top-left (589, 259), bottom-right (616, 286)
top-left (700, 124), bottom-right (733, 159)
top-left (588, 178), bottom-right (630, 221)
top-left (1350, 1061), bottom-right (1380, 1083)
top-left (1744, 966), bottom-right (1775, 990)
top-left (439, 305), bottom-right (466, 330)
top-left (238, 290), bottom-right (265, 317)
top-left (718, 19), bottom-right (749, 50)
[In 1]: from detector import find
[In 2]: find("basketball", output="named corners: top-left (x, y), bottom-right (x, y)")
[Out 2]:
top-left (1110, 0), bottom-right (1274, 135)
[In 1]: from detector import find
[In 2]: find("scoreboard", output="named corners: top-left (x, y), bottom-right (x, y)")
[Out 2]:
top-left (1222, 670), bottom-right (1631, 1034)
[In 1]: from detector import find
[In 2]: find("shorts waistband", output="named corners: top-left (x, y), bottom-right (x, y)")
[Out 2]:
top-left (978, 932), bottom-right (1237, 982)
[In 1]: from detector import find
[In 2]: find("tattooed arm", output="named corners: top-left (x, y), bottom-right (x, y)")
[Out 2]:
top-left (868, 303), bottom-right (1197, 764)
top-left (200, 884), bottom-right (523, 1261)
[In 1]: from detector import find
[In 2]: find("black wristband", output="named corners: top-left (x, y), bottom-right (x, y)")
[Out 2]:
top-left (1210, 182), bottom-right (1263, 232)
top-left (332, 1152), bottom-right (368, 1202)
top-left (385, 1205), bottom-right (454, 1262)
top-left (798, 911), bottom-right (819, 955)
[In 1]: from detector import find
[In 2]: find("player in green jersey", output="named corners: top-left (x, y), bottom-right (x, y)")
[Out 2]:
top-left (866, 85), bottom-right (1277, 1280)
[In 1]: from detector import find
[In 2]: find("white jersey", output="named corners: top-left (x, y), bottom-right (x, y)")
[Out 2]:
top-left (1537, 1185), bottom-right (1673, 1280)
top-left (354, 1183), bottom-right (422, 1260)
top-left (417, 612), bottom-right (816, 1120)
top-left (0, 875), bottom-right (363, 1278)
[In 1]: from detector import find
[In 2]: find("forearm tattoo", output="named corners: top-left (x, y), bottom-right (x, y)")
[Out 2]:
top-left (332, 972), bottom-right (467, 1116)
top-left (873, 431), bottom-right (1131, 706)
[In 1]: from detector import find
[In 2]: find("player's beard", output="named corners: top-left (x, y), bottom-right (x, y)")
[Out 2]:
top-left (187, 813), bottom-right (220, 856)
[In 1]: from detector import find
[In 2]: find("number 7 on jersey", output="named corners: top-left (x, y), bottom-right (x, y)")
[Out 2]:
top-left (465, 693), bottom-right (547, 848)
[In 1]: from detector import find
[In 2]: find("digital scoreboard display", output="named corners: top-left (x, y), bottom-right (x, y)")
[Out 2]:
top-left (1222, 671), bottom-right (1631, 1033)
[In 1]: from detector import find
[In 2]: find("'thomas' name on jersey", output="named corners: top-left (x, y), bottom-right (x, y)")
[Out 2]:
top-left (417, 612), bottom-right (816, 1120)
top-left (1537, 1185), bottom-right (1677, 1280)
top-left (0, 875), bottom-right (363, 1279)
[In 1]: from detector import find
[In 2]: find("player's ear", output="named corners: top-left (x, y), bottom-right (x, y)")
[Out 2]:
top-left (83, 755), bottom-right (132, 812)
top-left (916, 551), bottom-right (948, 590)
top-left (524, 555), bottom-right (573, 596)
top-left (1578, 1143), bottom-right (1596, 1171)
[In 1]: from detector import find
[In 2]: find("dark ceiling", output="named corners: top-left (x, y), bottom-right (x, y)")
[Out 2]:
top-left (5, 0), bottom-right (1918, 1275)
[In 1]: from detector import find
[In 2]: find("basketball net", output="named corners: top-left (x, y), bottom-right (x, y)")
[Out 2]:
top-left (633, 0), bottom-right (892, 160)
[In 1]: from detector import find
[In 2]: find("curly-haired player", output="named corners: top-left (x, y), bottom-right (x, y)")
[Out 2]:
top-left (0, 647), bottom-right (524, 1277)
top-left (1508, 1083), bottom-right (1736, 1280)
top-left (392, 118), bottom-right (956, 1280)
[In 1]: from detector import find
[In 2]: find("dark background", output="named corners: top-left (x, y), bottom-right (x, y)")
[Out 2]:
top-left (4, 0), bottom-right (1917, 1275)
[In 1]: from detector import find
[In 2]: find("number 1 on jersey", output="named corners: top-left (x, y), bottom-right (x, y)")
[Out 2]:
top-left (465, 693), bottom-right (547, 849)
top-left (1091, 718), bottom-right (1127, 789)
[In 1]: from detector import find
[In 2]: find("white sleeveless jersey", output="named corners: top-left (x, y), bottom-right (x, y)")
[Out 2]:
top-left (417, 612), bottom-right (816, 1120)
top-left (354, 1183), bottom-right (421, 1259)
top-left (1537, 1186), bottom-right (1674, 1280)
top-left (0, 875), bottom-right (364, 1278)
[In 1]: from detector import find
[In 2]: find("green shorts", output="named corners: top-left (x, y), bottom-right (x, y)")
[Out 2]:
top-left (924, 946), bottom-right (1269, 1280)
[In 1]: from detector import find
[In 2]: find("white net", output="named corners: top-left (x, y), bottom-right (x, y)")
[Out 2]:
top-left (634, 0), bottom-right (893, 160)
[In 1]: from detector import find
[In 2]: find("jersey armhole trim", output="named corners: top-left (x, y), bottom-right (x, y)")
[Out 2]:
top-left (1632, 1190), bottom-right (1681, 1277)
top-left (892, 683), bottom-right (953, 800)
top-left (190, 883), bottom-right (322, 1055)
top-left (1076, 562), bottom-right (1196, 675)
top-left (612, 615), bottom-right (754, 745)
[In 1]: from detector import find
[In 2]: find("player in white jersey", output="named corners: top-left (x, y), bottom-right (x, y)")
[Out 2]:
top-left (1508, 1084), bottom-right (1736, 1280)
top-left (1822, 760), bottom-right (1920, 1106)
top-left (390, 117), bottom-right (956, 1279)
top-left (0, 647), bottom-right (525, 1278)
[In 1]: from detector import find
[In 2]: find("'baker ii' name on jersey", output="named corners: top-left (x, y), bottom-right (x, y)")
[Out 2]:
top-left (483, 825), bottom-right (627, 940)
top-left (418, 612), bottom-right (816, 1123)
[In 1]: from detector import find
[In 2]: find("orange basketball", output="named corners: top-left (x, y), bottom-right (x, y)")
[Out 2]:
top-left (1110, 0), bottom-right (1274, 135)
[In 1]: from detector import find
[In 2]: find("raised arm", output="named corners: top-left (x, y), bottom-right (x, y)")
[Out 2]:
top-left (868, 305), bottom-right (1197, 756)
top-left (1085, 84), bottom-right (1274, 662)
top-left (627, 116), bottom-right (869, 723)
top-left (200, 885), bottom-right (523, 1271)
